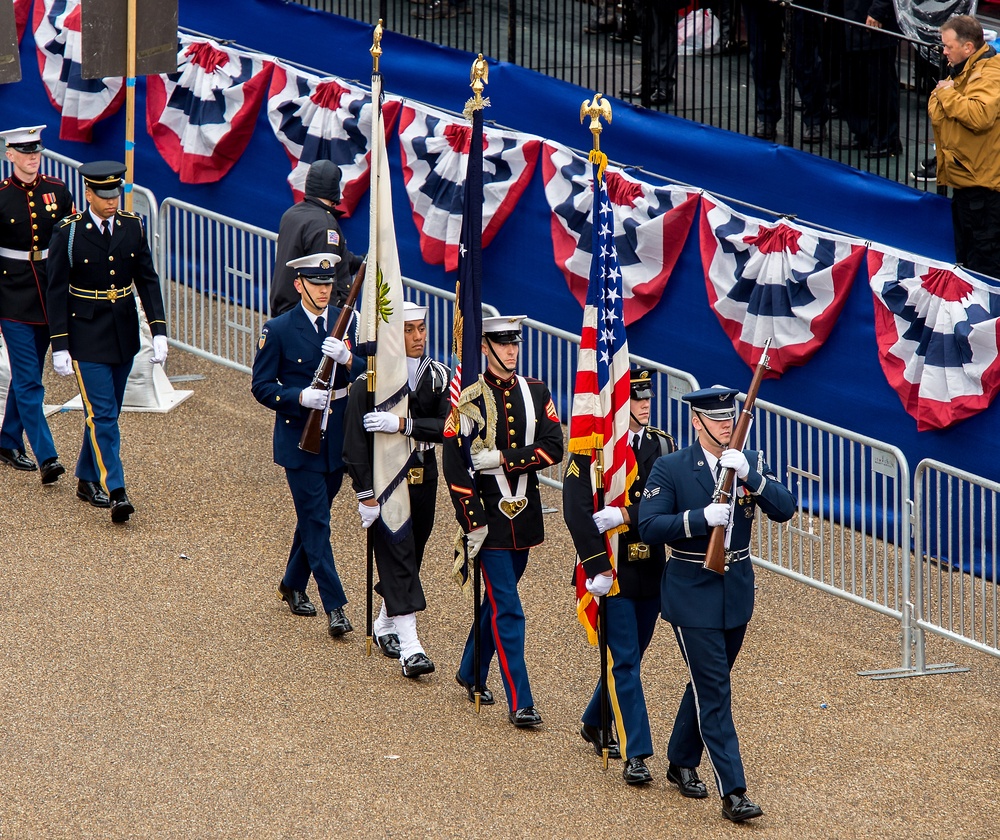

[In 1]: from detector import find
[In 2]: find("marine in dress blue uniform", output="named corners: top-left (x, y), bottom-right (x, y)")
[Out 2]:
top-left (443, 316), bottom-right (564, 726)
top-left (269, 161), bottom-right (364, 317)
top-left (251, 252), bottom-right (364, 638)
top-left (350, 301), bottom-right (449, 664)
top-left (0, 125), bottom-right (74, 481)
top-left (46, 161), bottom-right (168, 522)
top-left (638, 386), bottom-right (795, 823)
top-left (563, 368), bottom-right (676, 785)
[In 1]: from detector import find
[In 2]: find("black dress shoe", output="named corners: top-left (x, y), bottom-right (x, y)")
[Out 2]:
top-left (39, 457), bottom-right (65, 485)
top-left (722, 791), bottom-right (764, 822)
top-left (667, 762), bottom-right (708, 798)
top-left (866, 140), bottom-right (903, 159)
top-left (401, 651), bottom-right (435, 677)
top-left (647, 88), bottom-right (673, 107)
top-left (77, 479), bottom-right (111, 508)
top-left (109, 489), bottom-right (134, 523)
top-left (622, 756), bottom-right (652, 785)
top-left (374, 632), bottom-right (401, 659)
top-left (277, 580), bottom-right (317, 616)
top-left (327, 608), bottom-right (353, 637)
top-left (580, 723), bottom-right (621, 759)
top-left (455, 673), bottom-right (495, 705)
top-left (508, 706), bottom-right (542, 728)
top-left (0, 447), bottom-right (37, 471)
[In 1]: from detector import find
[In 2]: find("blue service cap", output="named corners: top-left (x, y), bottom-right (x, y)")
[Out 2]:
top-left (80, 160), bottom-right (126, 198)
top-left (682, 386), bottom-right (738, 421)
top-left (287, 252), bottom-right (341, 282)
top-left (1, 125), bottom-right (46, 153)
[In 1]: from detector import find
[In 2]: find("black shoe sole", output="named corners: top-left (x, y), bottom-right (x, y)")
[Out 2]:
top-left (77, 490), bottom-right (111, 508)
top-left (0, 455), bottom-right (37, 471)
top-left (580, 727), bottom-right (621, 759)
top-left (455, 674), bottom-right (495, 705)
top-left (667, 774), bottom-right (709, 798)
top-left (276, 585), bottom-right (317, 616)
top-left (111, 501), bottom-right (134, 523)
top-left (40, 464), bottom-right (65, 484)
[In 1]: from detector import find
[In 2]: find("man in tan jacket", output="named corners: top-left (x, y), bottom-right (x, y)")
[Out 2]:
top-left (929, 15), bottom-right (1000, 278)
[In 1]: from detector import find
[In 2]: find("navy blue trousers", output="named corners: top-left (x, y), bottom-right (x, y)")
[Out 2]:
top-left (0, 320), bottom-right (56, 462)
top-left (458, 548), bottom-right (533, 712)
top-left (283, 466), bottom-right (348, 614)
top-left (582, 595), bottom-right (660, 760)
top-left (74, 359), bottom-right (132, 492)
top-left (668, 623), bottom-right (748, 797)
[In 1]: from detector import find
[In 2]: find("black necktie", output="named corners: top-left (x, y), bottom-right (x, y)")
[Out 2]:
top-left (632, 434), bottom-right (641, 459)
top-left (102, 219), bottom-right (111, 244)
top-left (315, 315), bottom-right (325, 337)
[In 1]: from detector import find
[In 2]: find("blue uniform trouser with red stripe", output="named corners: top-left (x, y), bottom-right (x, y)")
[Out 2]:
top-left (458, 548), bottom-right (533, 712)
top-left (0, 320), bottom-right (56, 462)
top-left (582, 595), bottom-right (660, 760)
top-left (74, 359), bottom-right (132, 493)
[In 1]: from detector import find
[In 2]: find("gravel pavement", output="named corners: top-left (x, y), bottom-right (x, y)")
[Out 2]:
top-left (1, 348), bottom-right (998, 839)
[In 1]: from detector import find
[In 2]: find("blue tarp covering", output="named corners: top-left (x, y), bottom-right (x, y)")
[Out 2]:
top-left (1, 0), bottom-right (995, 485)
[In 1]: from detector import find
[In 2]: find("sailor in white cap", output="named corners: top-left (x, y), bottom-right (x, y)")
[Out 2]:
top-left (0, 124), bottom-right (74, 480)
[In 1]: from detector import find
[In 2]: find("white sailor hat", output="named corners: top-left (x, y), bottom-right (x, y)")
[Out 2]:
top-left (403, 300), bottom-right (428, 322)
top-left (287, 252), bottom-right (341, 282)
top-left (682, 386), bottom-right (739, 421)
top-left (482, 315), bottom-right (526, 345)
top-left (2, 125), bottom-right (46, 153)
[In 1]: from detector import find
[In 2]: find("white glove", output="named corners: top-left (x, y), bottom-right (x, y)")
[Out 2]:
top-left (592, 506), bottom-right (625, 534)
top-left (321, 335), bottom-right (350, 365)
top-left (719, 448), bottom-right (750, 479)
top-left (585, 574), bottom-right (614, 597)
top-left (471, 448), bottom-right (502, 471)
top-left (52, 350), bottom-right (73, 377)
top-left (704, 502), bottom-right (731, 528)
top-left (299, 387), bottom-right (329, 411)
top-left (364, 411), bottom-right (400, 434)
top-left (465, 526), bottom-right (488, 558)
top-left (151, 335), bottom-right (168, 365)
top-left (358, 501), bottom-right (380, 529)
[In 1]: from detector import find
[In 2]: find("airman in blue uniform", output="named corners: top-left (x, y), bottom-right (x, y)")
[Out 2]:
top-left (638, 386), bottom-right (795, 823)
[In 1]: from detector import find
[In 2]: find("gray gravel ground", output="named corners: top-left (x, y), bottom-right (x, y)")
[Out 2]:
top-left (1, 348), bottom-right (998, 839)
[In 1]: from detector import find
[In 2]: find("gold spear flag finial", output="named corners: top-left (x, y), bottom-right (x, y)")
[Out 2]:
top-left (371, 19), bottom-right (383, 73)
top-left (464, 53), bottom-right (491, 122)
top-left (580, 93), bottom-right (613, 181)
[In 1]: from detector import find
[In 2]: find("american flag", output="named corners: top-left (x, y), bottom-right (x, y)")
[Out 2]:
top-left (569, 160), bottom-right (635, 641)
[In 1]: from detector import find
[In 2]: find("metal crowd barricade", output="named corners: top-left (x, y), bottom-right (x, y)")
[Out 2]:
top-left (912, 459), bottom-right (999, 665)
top-left (158, 198), bottom-right (277, 373)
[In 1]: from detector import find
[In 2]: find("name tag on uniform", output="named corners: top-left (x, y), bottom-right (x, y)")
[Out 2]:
top-left (327, 230), bottom-right (340, 246)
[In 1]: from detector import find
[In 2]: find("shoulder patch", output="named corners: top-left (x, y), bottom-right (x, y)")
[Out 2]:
top-left (327, 229), bottom-right (341, 246)
top-left (566, 460), bottom-right (580, 478)
top-left (58, 212), bottom-right (82, 227)
top-left (545, 398), bottom-right (560, 422)
top-left (642, 486), bottom-right (660, 499)
top-left (258, 326), bottom-right (268, 350)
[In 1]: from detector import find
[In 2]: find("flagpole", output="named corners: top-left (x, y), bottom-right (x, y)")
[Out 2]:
top-left (364, 21), bottom-right (384, 659)
top-left (467, 53), bottom-right (489, 714)
top-left (582, 93), bottom-right (614, 770)
top-left (123, 0), bottom-right (137, 212)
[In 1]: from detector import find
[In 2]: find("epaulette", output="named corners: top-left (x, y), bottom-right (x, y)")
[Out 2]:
top-left (116, 209), bottom-right (142, 219)
top-left (647, 426), bottom-right (672, 440)
top-left (58, 212), bottom-right (83, 227)
top-left (647, 426), bottom-right (676, 456)
top-left (40, 174), bottom-right (66, 186)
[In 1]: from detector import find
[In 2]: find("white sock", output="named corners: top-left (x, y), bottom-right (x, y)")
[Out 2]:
top-left (394, 612), bottom-right (425, 661)
top-left (373, 601), bottom-right (396, 638)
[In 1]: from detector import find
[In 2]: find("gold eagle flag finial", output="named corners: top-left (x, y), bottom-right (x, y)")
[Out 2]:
top-left (464, 53), bottom-right (491, 121)
top-left (371, 19), bottom-right (383, 74)
top-left (580, 93), bottom-right (613, 181)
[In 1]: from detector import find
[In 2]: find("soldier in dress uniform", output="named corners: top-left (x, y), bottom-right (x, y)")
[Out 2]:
top-left (562, 367), bottom-right (676, 786)
top-left (251, 252), bottom-right (363, 640)
top-left (356, 300), bottom-right (449, 661)
top-left (0, 125), bottom-right (74, 482)
top-left (638, 386), bottom-right (795, 823)
top-left (269, 160), bottom-right (364, 317)
top-left (443, 315), bottom-right (564, 727)
top-left (46, 161), bottom-right (168, 523)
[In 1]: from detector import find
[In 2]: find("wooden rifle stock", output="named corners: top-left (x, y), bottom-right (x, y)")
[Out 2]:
top-left (298, 259), bottom-right (367, 454)
top-left (703, 338), bottom-right (772, 574)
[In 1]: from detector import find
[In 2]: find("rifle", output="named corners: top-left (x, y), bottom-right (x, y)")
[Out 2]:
top-left (703, 338), bottom-right (772, 575)
top-left (298, 258), bottom-right (367, 454)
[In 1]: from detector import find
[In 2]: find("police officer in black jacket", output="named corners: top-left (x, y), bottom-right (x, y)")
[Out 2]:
top-left (563, 368), bottom-right (677, 786)
top-left (0, 125), bottom-right (74, 481)
top-left (46, 161), bottom-right (168, 523)
top-left (269, 161), bottom-right (364, 316)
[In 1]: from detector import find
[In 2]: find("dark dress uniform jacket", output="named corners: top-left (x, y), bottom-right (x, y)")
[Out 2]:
top-left (46, 210), bottom-right (166, 365)
top-left (563, 427), bottom-right (674, 600)
top-left (250, 304), bottom-right (361, 473)
top-left (443, 371), bottom-right (564, 550)
top-left (270, 198), bottom-right (363, 316)
top-left (406, 358), bottom-right (450, 483)
top-left (0, 173), bottom-right (74, 323)
top-left (638, 444), bottom-right (795, 629)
